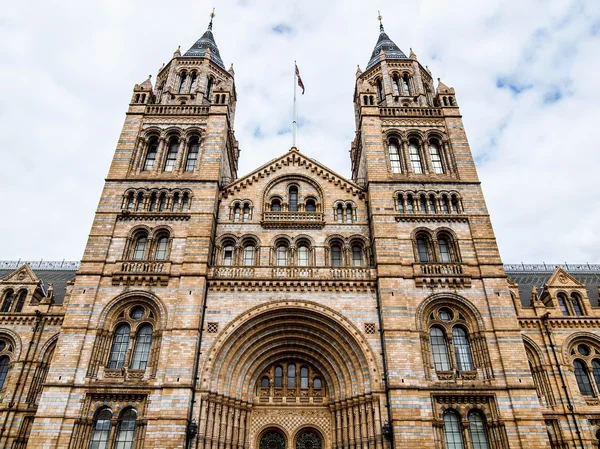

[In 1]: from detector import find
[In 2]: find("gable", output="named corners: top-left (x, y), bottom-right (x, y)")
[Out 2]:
top-left (545, 267), bottom-right (585, 289)
top-left (0, 264), bottom-right (40, 285)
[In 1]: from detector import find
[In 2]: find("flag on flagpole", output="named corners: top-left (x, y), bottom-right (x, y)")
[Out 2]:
top-left (295, 63), bottom-right (305, 94)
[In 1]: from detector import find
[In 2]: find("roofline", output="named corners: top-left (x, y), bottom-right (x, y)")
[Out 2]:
top-left (0, 261), bottom-right (80, 271)
top-left (504, 263), bottom-right (600, 273)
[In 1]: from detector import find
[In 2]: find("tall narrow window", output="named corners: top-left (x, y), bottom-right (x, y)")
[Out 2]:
top-left (143, 137), bottom-right (158, 171)
top-left (243, 245), bottom-right (255, 266)
top-left (592, 360), bottom-right (600, 392)
top-left (276, 245), bottom-right (288, 266)
top-left (0, 356), bottom-right (9, 389)
top-left (132, 235), bottom-right (147, 260)
top-left (430, 326), bottom-right (451, 371)
top-left (443, 411), bottom-right (464, 449)
top-left (409, 141), bottom-right (423, 174)
top-left (429, 141), bottom-right (444, 174)
top-left (14, 291), bottom-right (27, 313)
top-left (314, 378), bottom-right (322, 389)
top-left (406, 195), bottom-right (414, 213)
top-left (158, 194), bottom-right (167, 211)
top-left (287, 364), bottom-right (296, 388)
top-left (130, 325), bottom-right (153, 370)
top-left (164, 138), bottom-right (179, 171)
top-left (126, 192), bottom-right (134, 210)
top-left (441, 196), bottom-right (450, 213)
top-left (115, 409), bottom-right (137, 449)
top-left (389, 140), bottom-right (402, 173)
top-left (306, 200), bottom-right (316, 212)
top-left (419, 195), bottom-right (427, 213)
top-left (233, 204), bottom-right (241, 222)
top-left (439, 238), bottom-right (452, 263)
top-left (108, 324), bottom-right (131, 369)
top-left (451, 196), bottom-right (460, 213)
top-left (428, 195), bottom-right (437, 214)
top-left (89, 409), bottom-right (112, 449)
top-left (274, 366), bottom-right (283, 388)
top-left (135, 193), bottom-right (144, 211)
top-left (402, 74), bottom-right (411, 95)
top-left (452, 327), bottom-right (474, 371)
top-left (206, 77), bottom-right (214, 101)
top-left (337, 205), bottom-right (344, 222)
top-left (468, 412), bottom-right (490, 449)
top-left (558, 296), bottom-right (570, 316)
top-left (271, 199), bottom-right (281, 212)
top-left (300, 366), bottom-right (309, 388)
top-left (397, 195), bottom-right (405, 213)
top-left (574, 360), bottom-right (594, 396)
top-left (178, 73), bottom-right (187, 93)
top-left (417, 237), bottom-right (430, 263)
top-left (392, 75), bottom-right (400, 96)
top-left (155, 236), bottom-right (168, 261)
top-left (298, 246), bottom-right (309, 267)
top-left (172, 193), bottom-right (180, 211)
top-left (223, 245), bottom-right (234, 266)
top-left (185, 137), bottom-right (199, 172)
top-left (189, 73), bottom-right (198, 92)
top-left (182, 193), bottom-right (189, 210)
top-left (243, 204), bottom-right (250, 222)
top-left (346, 204), bottom-right (353, 223)
top-left (352, 245), bottom-right (363, 267)
top-left (377, 78), bottom-right (384, 101)
top-left (571, 295), bottom-right (584, 316)
top-left (289, 187), bottom-right (298, 212)
top-left (331, 244), bottom-right (342, 267)
top-left (148, 193), bottom-right (157, 212)
top-left (1, 291), bottom-right (13, 313)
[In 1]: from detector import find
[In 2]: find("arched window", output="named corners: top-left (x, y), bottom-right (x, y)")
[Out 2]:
top-left (330, 244), bottom-right (342, 267)
top-left (108, 324), bottom-right (130, 369)
top-left (274, 366), bottom-right (283, 388)
top-left (574, 360), bottom-right (594, 396)
top-left (419, 195), bottom-right (427, 213)
top-left (222, 244), bottom-right (234, 266)
top-left (287, 364), bottom-right (296, 388)
top-left (298, 245), bottom-right (309, 267)
top-left (276, 245), bottom-right (288, 266)
top-left (451, 196), bottom-right (460, 213)
top-left (389, 139), bottom-right (402, 173)
top-left (243, 204), bottom-right (250, 222)
top-left (206, 77), bottom-right (214, 101)
top-left (189, 73), bottom-right (198, 92)
top-left (135, 192), bottom-right (144, 211)
top-left (592, 360), bottom-right (600, 392)
top-left (89, 409), bottom-right (112, 449)
top-left (409, 141), bottom-right (423, 174)
top-left (164, 138), bottom-right (179, 171)
top-left (148, 193), bottom-right (157, 212)
top-left (443, 410), bottom-right (464, 449)
top-left (0, 356), bottom-right (9, 390)
top-left (441, 195), bottom-right (450, 213)
top-left (178, 73), bottom-right (187, 93)
top-left (306, 199), bottom-right (316, 212)
top-left (452, 327), bottom-right (474, 371)
top-left (130, 325), bottom-right (153, 370)
top-left (397, 195), bottom-right (405, 213)
top-left (126, 192), bottom-right (134, 210)
top-left (243, 244), bottom-right (255, 266)
top-left (115, 408), bottom-right (137, 449)
top-left (158, 193), bottom-right (167, 211)
top-left (14, 290), bottom-right (27, 313)
top-left (346, 204), bottom-right (353, 223)
top-left (143, 137), bottom-right (158, 171)
top-left (233, 204), bottom-right (241, 222)
top-left (132, 234), bottom-right (147, 260)
top-left (271, 199), bottom-right (281, 212)
top-left (468, 411), bottom-right (490, 449)
top-left (300, 366), bottom-right (309, 388)
top-left (417, 236), bottom-right (431, 263)
top-left (172, 193), bottom-right (180, 211)
top-left (429, 141), bottom-right (444, 174)
top-left (182, 193), bottom-right (190, 210)
top-left (557, 295), bottom-right (570, 316)
top-left (155, 236), bottom-right (169, 261)
top-left (289, 187), bottom-right (298, 212)
top-left (261, 377), bottom-right (269, 388)
top-left (1, 290), bottom-right (13, 313)
top-left (438, 237), bottom-right (452, 263)
top-left (185, 137), bottom-right (199, 172)
top-left (260, 431), bottom-right (285, 449)
top-left (314, 377), bottom-right (322, 389)
top-left (406, 195), bottom-right (414, 213)
top-left (428, 195), bottom-right (437, 214)
top-left (352, 245), bottom-right (363, 267)
top-left (402, 74), bottom-right (411, 95)
top-left (571, 294), bottom-right (584, 316)
top-left (377, 78), bottom-right (384, 101)
top-left (336, 204), bottom-right (344, 222)
top-left (430, 326), bottom-right (451, 371)
top-left (392, 75), bottom-right (400, 96)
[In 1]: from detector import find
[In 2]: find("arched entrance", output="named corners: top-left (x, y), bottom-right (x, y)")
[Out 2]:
top-left (259, 429), bottom-right (286, 449)
top-left (196, 301), bottom-right (386, 449)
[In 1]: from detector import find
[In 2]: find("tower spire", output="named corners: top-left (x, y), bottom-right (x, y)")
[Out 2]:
top-left (182, 8), bottom-right (225, 69)
top-left (377, 11), bottom-right (384, 33)
top-left (365, 14), bottom-right (408, 70)
top-left (208, 7), bottom-right (215, 30)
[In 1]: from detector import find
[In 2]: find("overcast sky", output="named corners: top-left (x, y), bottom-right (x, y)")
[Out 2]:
top-left (1, 0), bottom-right (599, 263)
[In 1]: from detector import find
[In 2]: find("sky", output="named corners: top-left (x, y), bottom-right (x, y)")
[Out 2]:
top-left (0, 0), bottom-right (599, 263)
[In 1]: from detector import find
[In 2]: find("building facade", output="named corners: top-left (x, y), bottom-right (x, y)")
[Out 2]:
top-left (1, 16), bottom-right (600, 449)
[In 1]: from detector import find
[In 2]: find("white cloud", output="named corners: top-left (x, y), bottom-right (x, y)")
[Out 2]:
top-left (0, 0), bottom-right (599, 263)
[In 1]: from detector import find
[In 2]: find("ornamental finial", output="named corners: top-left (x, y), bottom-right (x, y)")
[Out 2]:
top-left (377, 11), bottom-right (384, 33)
top-left (208, 8), bottom-right (215, 29)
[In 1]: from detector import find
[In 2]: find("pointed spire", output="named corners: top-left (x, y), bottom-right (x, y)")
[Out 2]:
top-left (409, 47), bottom-right (417, 59)
top-left (183, 8), bottom-right (225, 69)
top-left (366, 11), bottom-right (408, 70)
top-left (356, 64), bottom-right (362, 77)
top-left (228, 63), bottom-right (235, 76)
top-left (173, 45), bottom-right (181, 57)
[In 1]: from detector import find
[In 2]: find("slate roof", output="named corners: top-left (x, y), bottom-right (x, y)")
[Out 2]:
top-left (504, 264), bottom-right (600, 307)
top-left (182, 22), bottom-right (225, 69)
top-left (366, 27), bottom-right (409, 71)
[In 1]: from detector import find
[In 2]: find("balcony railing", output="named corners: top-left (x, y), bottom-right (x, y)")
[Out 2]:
top-left (209, 266), bottom-right (375, 281)
top-left (261, 212), bottom-right (325, 229)
top-left (413, 263), bottom-right (471, 288)
top-left (379, 107), bottom-right (442, 117)
top-left (145, 105), bottom-right (210, 115)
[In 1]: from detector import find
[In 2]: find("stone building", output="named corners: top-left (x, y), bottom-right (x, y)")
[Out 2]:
top-left (0, 15), bottom-right (599, 449)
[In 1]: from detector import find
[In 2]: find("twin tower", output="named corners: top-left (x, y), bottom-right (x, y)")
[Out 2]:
top-left (3, 12), bottom-right (584, 449)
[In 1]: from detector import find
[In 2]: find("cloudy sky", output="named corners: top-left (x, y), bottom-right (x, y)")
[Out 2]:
top-left (1, 0), bottom-right (599, 263)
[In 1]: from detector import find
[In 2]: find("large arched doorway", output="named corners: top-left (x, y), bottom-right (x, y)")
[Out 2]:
top-left (196, 301), bottom-right (386, 449)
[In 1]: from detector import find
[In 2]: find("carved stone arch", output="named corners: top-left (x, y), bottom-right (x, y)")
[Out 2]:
top-left (183, 127), bottom-right (202, 139)
top-left (163, 127), bottom-right (183, 140)
top-left (128, 225), bottom-right (152, 240)
top-left (294, 425), bottom-right (327, 449)
top-left (347, 234), bottom-right (369, 246)
top-left (434, 226), bottom-right (459, 240)
top-left (383, 129), bottom-right (405, 143)
top-left (0, 329), bottom-right (22, 361)
top-left (293, 234), bottom-right (316, 246)
top-left (260, 175), bottom-right (325, 212)
top-left (270, 234), bottom-right (293, 247)
top-left (416, 292), bottom-right (486, 331)
top-left (405, 129), bottom-right (426, 143)
top-left (562, 332), bottom-right (600, 364)
top-left (522, 336), bottom-right (547, 365)
top-left (150, 225), bottom-right (173, 239)
top-left (200, 300), bottom-right (382, 401)
top-left (142, 127), bottom-right (161, 139)
top-left (324, 234), bottom-right (345, 247)
top-left (410, 226), bottom-right (435, 241)
top-left (96, 290), bottom-right (168, 330)
top-left (425, 130), bottom-right (446, 142)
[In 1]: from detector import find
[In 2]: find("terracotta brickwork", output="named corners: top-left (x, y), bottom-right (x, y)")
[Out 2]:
top-left (0, 18), bottom-right (598, 449)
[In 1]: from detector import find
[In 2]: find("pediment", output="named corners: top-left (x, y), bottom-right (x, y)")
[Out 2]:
top-left (0, 264), bottom-right (40, 285)
top-left (222, 148), bottom-right (365, 200)
top-left (544, 267), bottom-right (584, 289)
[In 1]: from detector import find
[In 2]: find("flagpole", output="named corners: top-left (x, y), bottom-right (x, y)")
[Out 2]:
top-left (293, 60), bottom-right (297, 148)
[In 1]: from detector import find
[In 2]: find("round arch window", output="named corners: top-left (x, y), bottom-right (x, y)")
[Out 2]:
top-left (296, 430), bottom-right (322, 449)
top-left (260, 430), bottom-right (285, 449)
top-left (130, 306), bottom-right (145, 320)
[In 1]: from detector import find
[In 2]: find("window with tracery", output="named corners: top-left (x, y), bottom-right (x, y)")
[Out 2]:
top-left (0, 339), bottom-right (13, 390)
top-left (0, 290), bottom-right (14, 313)
top-left (256, 360), bottom-right (326, 401)
top-left (260, 431), bottom-right (285, 449)
top-left (570, 341), bottom-right (600, 398)
top-left (413, 231), bottom-right (460, 264)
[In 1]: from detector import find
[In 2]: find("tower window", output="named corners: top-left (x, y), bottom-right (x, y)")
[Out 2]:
top-left (126, 192), bottom-right (134, 210)
top-left (377, 78), bottom-right (384, 102)
top-left (409, 141), bottom-right (423, 174)
top-left (397, 195), bottom-right (405, 213)
top-left (143, 137), bottom-right (159, 171)
top-left (388, 139), bottom-right (402, 173)
top-left (574, 360), bottom-right (594, 396)
top-left (438, 237), bottom-right (452, 263)
top-left (558, 295), bottom-right (570, 316)
top-left (298, 245), bottom-right (309, 267)
top-left (451, 196), bottom-right (460, 213)
top-left (271, 199), bottom-right (281, 212)
top-left (14, 291), bottom-right (27, 313)
top-left (452, 327), bottom-right (474, 371)
top-left (164, 138), bottom-right (179, 171)
top-left (571, 294), bottom-right (584, 316)
top-left (392, 75), bottom-right (400, 96)
top-left (158, 193), bottom-right (166, 211)
top-left (402, 74), bottom-right (411, 95)
top-left (346, 204), bottom-right (353, 223)
top-left (222, 245), bottom-right (234, 266)
top-left (274, 366), bottom-right (283, 388)
top-left (132, 234), bottom-right (147, 260)
top-left (417, 237), bottom-right (430, 263)
top-left (155, 236), bottom-right (169, 261)
top-left (276, 245), bottom-right (288, 266)
top-left (468, 411), bottom-right (490, 449)
top-left (172, 193), bottom-right (180, 212)
top-left (419, 195), bottom-right (427, 213)
top-left (135, 193), bottom-right (144, 211)
top-left (0, 290), bottom-right (13, 313)
top-left (148, 193), bottom-right (157, 212)
top-left (300, 367), bottom-right (309, 389)
top-left (233, 203), bottom-right (241, 222)
top-left (89, 409), bottom-right (112, 449)
top-left (330, 244), bottom-right (343, 267)
top-left (337, 204), bottom-right (344, 222)
top-left (189, 72), bottom-right (198, 92)
top-left (406, 195), bottom-right (414, 213)
top-left (243, 245), bottom-right (255, 266)
top-left (287, 364), bottom-right (296, 388)
top-left (288, 187), bottom-right (298, 212)
top-left (178, 73), bottom-right (187, 93)
top-left (441, 195), bottom-right (450, 213)
top-left (108, 324), bottom-right (130, 369)
top-left (243, 204), bottom-right (250, 222)
top-left (428, 195), bottom-right (437, 213)
top-left (206, 77), bottom-right (214, 101)
top-left (352, 245), bottom-right (363, 267)
top-left (429, 141), bottom-right (444, 174)
top-left (130, 325), bottom-right (153, 370)
top-left (185, 137), bottom-right (199, 172)
top-left (182, 193), bottom-right (190, 210)
top-left (430, 326), bottom-right (451, 371)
